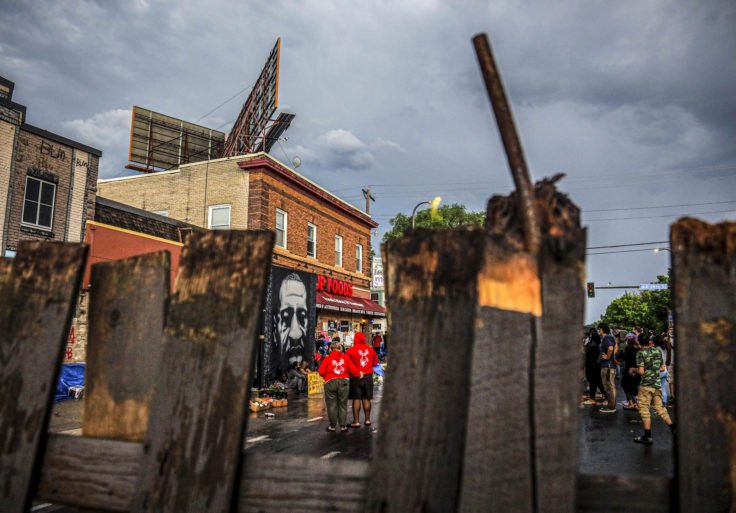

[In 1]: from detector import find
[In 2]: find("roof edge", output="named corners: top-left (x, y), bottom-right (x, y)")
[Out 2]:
top-left (22, 123), bottom-right (102, 157)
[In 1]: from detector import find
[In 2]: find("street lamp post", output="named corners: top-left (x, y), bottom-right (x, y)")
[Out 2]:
top-left (411, 196), bottom-right (442, 229)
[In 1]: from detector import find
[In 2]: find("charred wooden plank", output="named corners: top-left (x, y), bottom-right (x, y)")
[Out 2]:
top-left (0, 242), bottom-right (87, 513)
top-left (37, 436), bottom-right (369, 513)
top-left (37, 434), bottom-right (142, 512)
top-left (672, 219), bottom-right (736, 513)
top-left (459, 238), bottom-right (538, 513)
top-left (534, 180), bottom-right (586, 513)
top-left (366, 228), bottom-right (484, 513)
top-left (577, 474), bottom-right (671, 513)
top-left (83, 251), bottom-right (170, 442)
top-left (131, 231), bottom-right (273, 513)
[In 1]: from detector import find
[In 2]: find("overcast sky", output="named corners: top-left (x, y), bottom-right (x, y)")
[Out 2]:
top-left (2, 0), bottom-right (734, 322)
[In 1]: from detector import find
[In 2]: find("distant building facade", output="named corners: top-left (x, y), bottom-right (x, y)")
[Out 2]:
top-left (99, 153), bottom-right (384, 384)
top-left (0, 76), bottom-right (102, 256)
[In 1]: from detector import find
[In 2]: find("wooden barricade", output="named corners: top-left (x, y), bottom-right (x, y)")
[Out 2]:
top-left (0, 34), bottom-right (734, 513)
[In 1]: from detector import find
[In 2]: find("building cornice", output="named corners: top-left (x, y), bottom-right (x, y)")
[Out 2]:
top-left (238, 155), bottom-right (378, 229)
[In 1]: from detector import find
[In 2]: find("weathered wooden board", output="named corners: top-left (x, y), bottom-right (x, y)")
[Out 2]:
top-left (37, 433), bottom-right (142, 512)
top-left (37, 436), bottom-right (369, 513)
top-left (366, 229), bottom-right (483, 513)
top-left (576, 474), bottom-right (671, 513)
top-left (238, 453), bottom-right (368, 513)
top-left (534, 186), bottom-right (586, 513)
top-left (84, 251), bottom-right (170, 442)
top-left (131, 231), bottom-right (274, 513)
top-left (0, 242), bottom-right (87, 513)
top-left (459, 238), bottom-right (537, 513)
top-left (672, 219), bottom-right (736, 513)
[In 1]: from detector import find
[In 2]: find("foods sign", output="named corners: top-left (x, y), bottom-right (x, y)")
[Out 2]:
top-left (372, 257), bottom-right (384, 290)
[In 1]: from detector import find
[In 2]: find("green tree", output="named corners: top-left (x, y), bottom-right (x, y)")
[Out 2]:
top-left (599, 272), bottom-right (671, 331)
top-left (382, 203), bottom-right (484, 242)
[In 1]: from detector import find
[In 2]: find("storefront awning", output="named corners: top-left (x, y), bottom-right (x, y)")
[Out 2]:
top-left (316, 290), bottom-right (386, 317)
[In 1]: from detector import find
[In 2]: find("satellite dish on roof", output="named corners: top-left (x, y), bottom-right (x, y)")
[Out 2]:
top-left (292, 156), bottom-right (302, 168)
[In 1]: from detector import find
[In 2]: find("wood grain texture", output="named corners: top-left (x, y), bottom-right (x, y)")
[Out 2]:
top-left (37, 434), bottom-right (142, 512)
top-left (534, 218), bottom-right (586, 513)
top-left (366, 228), bottom-right (484, 513)
top-left (459, 237), bottom-right (536, 513)
top-left (672, 219), bottom-right (736, 513)
top-left (84, 251), bottom-right (170, 442)
top-left (239, 452), bottom-right (368, 513)
top-left (576, 474), bottom-right (671, 513)
top-left (131, 230), bottom-right (274, 513)
top-left (37, 436), bottom-right (369, 513)
top-left (0, 241), bottom-right (87, 513)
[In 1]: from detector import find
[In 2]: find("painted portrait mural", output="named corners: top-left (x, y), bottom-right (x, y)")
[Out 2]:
top-left (262, 266), bottom-right (317, 384)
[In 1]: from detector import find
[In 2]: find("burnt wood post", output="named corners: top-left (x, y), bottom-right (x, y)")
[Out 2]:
top-left (83, 251), bottom-right (170, 441)
top-left (365, 229), bottom-right (484, 513)
top-left (0, 242), bottom-right (87, 513)
top-left (131, 230), bottom-right (273, 513)
top-left (672, 219), bottom-right (736, 512)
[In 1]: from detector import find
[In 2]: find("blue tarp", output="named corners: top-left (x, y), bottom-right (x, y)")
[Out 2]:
top-left (54, 363), bottom-right (85, 403)
top-left (373, 364), bottom-right (385, 377)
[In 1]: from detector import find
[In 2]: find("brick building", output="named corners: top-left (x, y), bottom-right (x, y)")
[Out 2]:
top-left (99, 152), bottom-right (384, 384)
top-left (0, 76), bottom-right (102, 256)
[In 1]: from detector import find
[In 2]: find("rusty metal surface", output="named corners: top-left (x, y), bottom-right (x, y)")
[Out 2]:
top-left (473, 33), bottom-right (540, 255)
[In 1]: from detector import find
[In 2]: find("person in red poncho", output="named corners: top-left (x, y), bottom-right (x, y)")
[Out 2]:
top-left (346, 332), bottom-right (379, 427)
top-left (318, 340), bottom-right (361, 432)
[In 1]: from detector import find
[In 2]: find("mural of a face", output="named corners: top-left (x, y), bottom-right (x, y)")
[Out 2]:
top-left (274, 273), bottom-right (308, 371)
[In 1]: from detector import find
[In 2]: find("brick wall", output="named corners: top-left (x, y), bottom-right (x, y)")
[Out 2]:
top-left (98, 156), bottom-right (249, 229)
top-left (248, 169), bottom-right (373, 289)
top-left (7, 131), bottom-right (72, 247)
top-left (0, 120), bottom-right (16, 251)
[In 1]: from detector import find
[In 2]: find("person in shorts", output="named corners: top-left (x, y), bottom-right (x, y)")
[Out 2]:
top-left (346, 332), bottom-right (379, 427)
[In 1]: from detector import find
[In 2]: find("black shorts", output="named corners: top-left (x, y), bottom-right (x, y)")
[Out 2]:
top-left (348, 375), bottom-right (373, 400)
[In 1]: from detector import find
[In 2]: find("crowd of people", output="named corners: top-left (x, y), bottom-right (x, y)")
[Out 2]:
top-left (583, 322), bottom-right (676, 445)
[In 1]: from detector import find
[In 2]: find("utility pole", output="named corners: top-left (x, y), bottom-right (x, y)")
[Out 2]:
top-left (362, 188), bottom-right (375, 215)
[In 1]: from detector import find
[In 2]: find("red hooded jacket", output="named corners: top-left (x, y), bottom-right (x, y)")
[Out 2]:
top-left (318, 351), bottom-right (359, 383)
top-left (346, 333), bottom-right (378, 376)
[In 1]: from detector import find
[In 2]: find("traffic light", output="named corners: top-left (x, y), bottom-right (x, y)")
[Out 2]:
top-left (587, 282), bottom-right (595, 298)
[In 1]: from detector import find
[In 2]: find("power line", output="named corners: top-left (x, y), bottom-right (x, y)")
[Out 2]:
top-left (586, 199), bottom-right (736, 213)
top-left (195, 82), bottom-right (255, 123)
top-left (587, 241), bottom-right (669, 250)
top-left (587, 248), bottom-right (671, 256)
top-left (586, 208), bottom-right (736, 222)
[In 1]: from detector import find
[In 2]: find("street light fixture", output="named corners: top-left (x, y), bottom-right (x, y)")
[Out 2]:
top-left (411, 196), bottom-right (442, 229)
top-left (653, 247), bottom-right (672, 253)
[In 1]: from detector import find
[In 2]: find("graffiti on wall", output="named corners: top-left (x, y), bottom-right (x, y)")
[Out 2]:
top-left (263, 266), bottom-right (316, 384)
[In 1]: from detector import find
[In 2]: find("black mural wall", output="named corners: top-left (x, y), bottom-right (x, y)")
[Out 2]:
top-left (262, 266), bottom-right (317, 385)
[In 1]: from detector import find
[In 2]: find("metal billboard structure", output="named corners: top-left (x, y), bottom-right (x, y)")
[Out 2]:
top-left (224, 38), bottom-right (286, 156)
top-left (127, 106), bottom-right (226, 172)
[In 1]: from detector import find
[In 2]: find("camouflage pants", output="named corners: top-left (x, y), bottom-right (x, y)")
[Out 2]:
top-left (637, 386), bottom-right (671, 423)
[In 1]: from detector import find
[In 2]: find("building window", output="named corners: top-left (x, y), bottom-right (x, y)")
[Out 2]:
top-left (22, 176), bottom-right (56, 230)
top-left (208, 204), bottom-right (231, 230)
top-left (356, 244), bottom-right (363, 273)
top-left (275, 209), bottom-right (288, 248)
top-left (307, 223), bottom-right (317, 258)
top-left (371, 292), bottom-right (379, 303)
top-left (335, 235), bottom-right (343, 267)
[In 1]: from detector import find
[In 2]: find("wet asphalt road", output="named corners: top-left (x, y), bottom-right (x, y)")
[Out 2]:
top-left (578, 387), bottom-right (675, 477)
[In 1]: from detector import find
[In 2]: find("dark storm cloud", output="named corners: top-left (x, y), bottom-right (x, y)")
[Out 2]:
top-left (1, 0), bottom-right (734, 322)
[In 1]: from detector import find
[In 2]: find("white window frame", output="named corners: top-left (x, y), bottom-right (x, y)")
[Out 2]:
top-left (21, 176), bottom-right (56, 230)
top-left (275, 208), bottom-right (288, 249)
top-left (356, 244), bottom-right (363, 273)
top-left (208, 204), bottom-right (231, 230)
top-left (335, 235), bottom-right (343, 267)
top-left (307, 223), bottom-right (317, 258)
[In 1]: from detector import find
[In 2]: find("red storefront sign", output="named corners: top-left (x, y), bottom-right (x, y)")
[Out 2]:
top-left (316, 275), bottom-right (353, 297)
